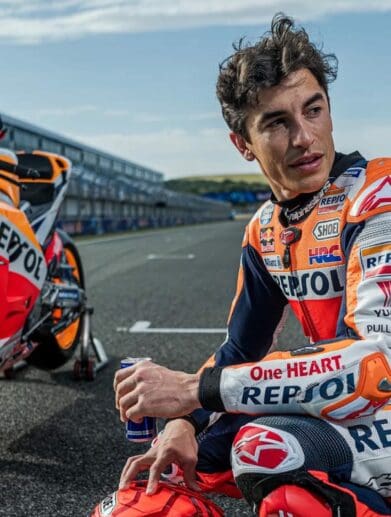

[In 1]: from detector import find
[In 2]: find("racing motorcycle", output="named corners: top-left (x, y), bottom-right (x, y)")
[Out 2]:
top-left (0, 138), bottom-right (107, 380)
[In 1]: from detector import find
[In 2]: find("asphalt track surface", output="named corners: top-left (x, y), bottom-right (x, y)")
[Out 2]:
top-left (0, 220), bottom-right (305, 516)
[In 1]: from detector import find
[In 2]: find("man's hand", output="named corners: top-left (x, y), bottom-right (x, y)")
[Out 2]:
top-left (114, 360), bottom-right (201, 421)
top-left (119, 419), bottom-right (200, 495)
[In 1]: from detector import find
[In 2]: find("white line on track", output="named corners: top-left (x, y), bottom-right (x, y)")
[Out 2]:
top-left (117, 320), bottom-right (227, 334)
top-left (147, 254), bottom-right (195, 260)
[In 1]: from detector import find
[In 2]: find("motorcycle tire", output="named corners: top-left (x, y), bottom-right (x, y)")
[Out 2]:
top-left (27, 233), bottom-right (85, 370)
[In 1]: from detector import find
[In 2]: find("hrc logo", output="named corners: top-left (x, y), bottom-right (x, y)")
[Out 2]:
top-left (309, 245), bottom-right (342, 265)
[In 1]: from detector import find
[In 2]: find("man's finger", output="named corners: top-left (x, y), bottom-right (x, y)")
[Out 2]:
top-left (145, 458), bottom-right (168, 495)
top-left (119, 455), bottom-right (143, 488)
top-left (183, 461), bottom-right (200, 492)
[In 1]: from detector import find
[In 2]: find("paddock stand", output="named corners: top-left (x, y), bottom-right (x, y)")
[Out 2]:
top-left (73, 306), bottom-right (109, 381)
top-left (2, 307), bottom-right (109, 381)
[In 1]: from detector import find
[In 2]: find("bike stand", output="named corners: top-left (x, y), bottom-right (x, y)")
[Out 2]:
top-left (3, 360), bottom-right (28, 379)
top-left (73, 306), bottom-right (109, 381)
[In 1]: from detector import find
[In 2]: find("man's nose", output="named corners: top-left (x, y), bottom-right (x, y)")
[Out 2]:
top-left (291, 120), bottom-right (314, 148)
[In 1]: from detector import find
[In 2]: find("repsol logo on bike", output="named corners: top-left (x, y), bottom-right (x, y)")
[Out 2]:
top-left (241, 373), bottom-right (355, 406)
top-left (250, 354), bottom-right (342, 381)
top-left (312, 219), bottom-right (340, 240)
top-left (360, 244), bottom-right (391, 279)
top-left (0, 221), bottom-right (43, 282)
top-left (272, 268), bottom-right (344, 299)
top-left (309, 245), bottom-right (342, 266)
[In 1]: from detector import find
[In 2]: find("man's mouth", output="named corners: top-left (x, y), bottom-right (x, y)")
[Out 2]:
top-left (289, 153), bottom-right (323, 172)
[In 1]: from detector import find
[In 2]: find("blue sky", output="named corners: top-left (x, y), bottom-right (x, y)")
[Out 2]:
top-left (1, 1), bottom-right (391, 179)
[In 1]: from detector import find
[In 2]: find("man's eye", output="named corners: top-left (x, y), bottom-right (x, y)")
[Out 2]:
top-left (308, 106), bottom-right (321, 116)
top-left (269, 118), bottom-right (285, 128)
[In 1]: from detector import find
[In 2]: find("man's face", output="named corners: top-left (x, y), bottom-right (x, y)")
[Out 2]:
top-left (232, 68), bottom-right (335, 201)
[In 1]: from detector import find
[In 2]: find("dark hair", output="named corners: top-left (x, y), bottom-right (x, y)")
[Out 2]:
top-left (216, 13), bottom-right (338, 140)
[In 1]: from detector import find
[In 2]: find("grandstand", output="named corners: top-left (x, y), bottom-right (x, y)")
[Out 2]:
top-left (1, 113), bottom-right (231, 234)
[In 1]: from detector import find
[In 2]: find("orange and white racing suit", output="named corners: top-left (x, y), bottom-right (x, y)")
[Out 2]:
top-left (179, 151), bottom-right (391, 513)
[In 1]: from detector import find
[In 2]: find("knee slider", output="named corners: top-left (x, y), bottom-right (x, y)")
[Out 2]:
top-left (231, 422), bottom-right (305, 495)
top-left (231, 423), bottom-right (357, 516)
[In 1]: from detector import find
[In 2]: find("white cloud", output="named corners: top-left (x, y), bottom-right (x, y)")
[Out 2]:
top-left (0, 0), bottom-right (390, 44)
top-left (72, 126), bottom-right (260, 178)
top-left (72, 119), bottom-right (391, 179)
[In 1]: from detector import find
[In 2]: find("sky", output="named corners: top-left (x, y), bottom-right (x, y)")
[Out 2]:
top-left (1, 1), bottom-right (391, 179)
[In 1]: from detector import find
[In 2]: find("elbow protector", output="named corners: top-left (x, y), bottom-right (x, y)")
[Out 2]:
top-left (202, 339), bottom-right (391, 421)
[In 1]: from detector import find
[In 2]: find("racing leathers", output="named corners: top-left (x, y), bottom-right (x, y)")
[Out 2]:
top-left (177, 151), bottom-right (391, 511)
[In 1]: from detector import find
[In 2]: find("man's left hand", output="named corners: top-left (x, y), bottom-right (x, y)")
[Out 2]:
top-left (114, 360), bottom-right (201, 421)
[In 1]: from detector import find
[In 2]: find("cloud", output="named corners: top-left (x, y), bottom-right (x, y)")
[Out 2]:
top-left (72, 126), bottom-right (259, 178)
top-left (1, 0), bottom-right (391, 44)
top-left (72, 118), bottom-right (391, 179)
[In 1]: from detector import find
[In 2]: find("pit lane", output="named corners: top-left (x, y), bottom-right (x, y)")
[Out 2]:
top-left (0, 220), bottom-right (304, 516)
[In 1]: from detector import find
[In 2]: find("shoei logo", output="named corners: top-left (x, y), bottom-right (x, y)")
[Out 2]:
top-left (233, 425), bottom-right (289, 469)
top-left (312, 219), bottom-right (340, 240)
top-left (100, 492), bottom-right (117, 516)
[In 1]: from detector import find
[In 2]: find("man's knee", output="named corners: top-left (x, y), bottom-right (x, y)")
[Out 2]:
top-left (230, 422), bottom-right (389, 517)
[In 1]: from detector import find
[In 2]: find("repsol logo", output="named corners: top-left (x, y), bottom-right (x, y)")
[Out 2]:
top-left (272, 269), bottom-right (344, 299)
top-left (319, 192), bottom-right (346, 207)
top-left (0, 221), bottom-right (43, 281)
top-left (241, 373), bottom-right (355, 406)
top-left (250, 355), bottom-right (342, 381)
top-left (309, 245), bottom-right (342, 265)
top-left (312, 219), bottom-right (340, 240)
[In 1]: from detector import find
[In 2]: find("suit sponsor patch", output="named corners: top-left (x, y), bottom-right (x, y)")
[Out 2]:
top-left (360, 244), bottom-right (391, 279)
top-left (260, 227), bottom-right (275, 252)
top-left (312, 219), bottom-right (340, 240)
top-left (272, 267), bottom-right (344, 299)
top-left (318, 188), bottom-right (346, 214)
top-left (263, 255), bottom-right (283, 270)
top-left (309, 245), bottom-right (342, 265)
top-left (351, 176), bottom-right (391, 216)
top-left (259, 203), bottom-right (274, 225)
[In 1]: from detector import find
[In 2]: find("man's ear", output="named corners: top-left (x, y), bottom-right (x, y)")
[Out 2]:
top-left (229, 132), bottom-right (255, 161)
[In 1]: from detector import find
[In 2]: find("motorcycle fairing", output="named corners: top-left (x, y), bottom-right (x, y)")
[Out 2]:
top-left (17, 152), bottom-right (71, 246)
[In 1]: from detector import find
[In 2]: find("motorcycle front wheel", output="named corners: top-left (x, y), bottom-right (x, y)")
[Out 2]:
top-left (27, 233), bottom-right (85, 370)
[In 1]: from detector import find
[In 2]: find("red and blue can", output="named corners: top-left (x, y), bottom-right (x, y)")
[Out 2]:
top-left (120, 357), bottom-right (157, 443)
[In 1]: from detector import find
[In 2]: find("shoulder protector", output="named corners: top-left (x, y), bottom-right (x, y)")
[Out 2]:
top-left (348, 158), bottom-right (391, 223)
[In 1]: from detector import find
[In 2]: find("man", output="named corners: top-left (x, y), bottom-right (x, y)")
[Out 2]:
top-left (114, 14), bottom-right (391, 517)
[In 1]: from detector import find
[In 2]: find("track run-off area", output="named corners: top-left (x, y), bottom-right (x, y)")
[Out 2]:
top-left (0, 219), bottom-right (304, 516)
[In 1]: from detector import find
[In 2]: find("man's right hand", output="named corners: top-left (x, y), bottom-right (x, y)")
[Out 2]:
top-left (119, 418), bottom-right (200, 495)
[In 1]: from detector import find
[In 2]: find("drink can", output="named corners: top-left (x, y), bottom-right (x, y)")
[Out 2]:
top-left (120, 357), bottom-right (157, 443)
